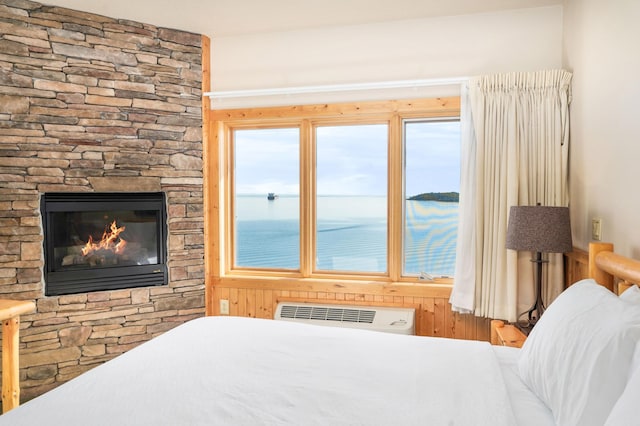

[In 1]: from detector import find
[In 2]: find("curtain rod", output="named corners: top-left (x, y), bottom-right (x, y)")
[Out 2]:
top-left (204, 77), bottom-right (469, 99)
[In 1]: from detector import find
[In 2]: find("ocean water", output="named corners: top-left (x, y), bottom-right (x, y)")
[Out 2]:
top-left (235, 195), bottom-right (457, 276)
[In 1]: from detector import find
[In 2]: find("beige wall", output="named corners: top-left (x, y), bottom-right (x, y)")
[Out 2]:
top-left (563, 0), bottom-right (640, 258)
top-left (211, 6), bottom-right (563, 107)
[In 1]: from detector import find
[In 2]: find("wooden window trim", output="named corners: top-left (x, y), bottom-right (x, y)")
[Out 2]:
top-left (205, 97), bottom-right (461, 292)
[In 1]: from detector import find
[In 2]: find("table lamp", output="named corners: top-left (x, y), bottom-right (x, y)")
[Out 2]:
top-left (506, 204), bottom-right (572, 328)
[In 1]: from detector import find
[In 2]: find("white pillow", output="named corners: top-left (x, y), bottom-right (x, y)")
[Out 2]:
top-left (518, 279), bottom-right (640, 426)
top-left (605, 363), bottom-right (640, 425)
top-left (620, 284), bottom-right (640, 303)
top-left (619, 285), bottom-right (640, 378)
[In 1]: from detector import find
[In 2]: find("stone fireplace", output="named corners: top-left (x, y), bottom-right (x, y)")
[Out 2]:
top-left (0, 1), bottom-right (206, 405)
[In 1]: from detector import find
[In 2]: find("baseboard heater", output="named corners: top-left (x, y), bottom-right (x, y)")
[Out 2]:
top-left (274, 302), bottom-right (415, 335)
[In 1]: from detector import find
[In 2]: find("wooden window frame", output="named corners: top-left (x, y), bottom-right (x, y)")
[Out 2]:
top-left (206, 97), bottom-right (461, 292)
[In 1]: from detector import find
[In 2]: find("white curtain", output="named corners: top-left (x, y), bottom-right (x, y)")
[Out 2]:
top-left (450, 70), bottom-right (572, 322)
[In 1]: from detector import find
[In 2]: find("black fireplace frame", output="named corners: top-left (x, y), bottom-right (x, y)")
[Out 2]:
top-left (41, 192), bottom-right (168, 296)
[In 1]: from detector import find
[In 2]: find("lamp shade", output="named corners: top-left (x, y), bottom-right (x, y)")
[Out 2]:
top-left (506, 205), bottom-right (572, 253)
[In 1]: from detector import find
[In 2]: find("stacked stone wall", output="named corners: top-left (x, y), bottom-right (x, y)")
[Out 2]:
top-left (0, 0), bottom-right (205, 403)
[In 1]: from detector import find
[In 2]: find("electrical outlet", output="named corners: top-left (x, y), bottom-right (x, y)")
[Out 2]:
top-left (219, 299), bottom-right (230, 315)
top-left (591, 218), bottom-right (602, 241)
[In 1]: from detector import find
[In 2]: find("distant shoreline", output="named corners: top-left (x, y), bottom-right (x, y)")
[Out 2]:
top-left (407, 192), bottom-right (459, 202)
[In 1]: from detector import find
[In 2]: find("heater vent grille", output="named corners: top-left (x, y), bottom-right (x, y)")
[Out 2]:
top-left (275, 303), bottom-right (415, 335)
top-left (279, 305), bottom-right (376, 323)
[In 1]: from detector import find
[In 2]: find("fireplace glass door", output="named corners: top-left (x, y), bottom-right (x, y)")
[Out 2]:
top-left (41, 192), bottom-right (168, 296)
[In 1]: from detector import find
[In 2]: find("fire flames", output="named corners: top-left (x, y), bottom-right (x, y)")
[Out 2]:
top-left (81, 220), bottom-right (127, 257)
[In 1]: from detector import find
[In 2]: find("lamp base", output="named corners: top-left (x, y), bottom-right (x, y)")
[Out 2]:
top-left (516, 253), bottom-right (547, 330)
top-left (516, 296), bottom-right (544, 330)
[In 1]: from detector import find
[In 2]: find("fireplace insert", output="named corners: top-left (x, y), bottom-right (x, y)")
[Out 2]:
top-left (41, 192), bottom-right (168, 296)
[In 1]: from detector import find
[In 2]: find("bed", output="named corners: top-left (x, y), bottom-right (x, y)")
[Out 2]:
top-left (1, 242), bottom-right (639, 425)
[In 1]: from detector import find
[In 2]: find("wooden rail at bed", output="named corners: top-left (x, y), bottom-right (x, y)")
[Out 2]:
top-left (0, 299), bottom-right (35, 413)
top-left (588, 242), bottom-right (640, 294)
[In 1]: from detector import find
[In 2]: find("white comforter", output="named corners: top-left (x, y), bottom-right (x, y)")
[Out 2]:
top-left (2, 317), bottom-right (518, 425)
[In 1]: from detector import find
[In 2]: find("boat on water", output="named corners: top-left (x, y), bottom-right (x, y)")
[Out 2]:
top-left (267, 192), bottom-right (278, 200)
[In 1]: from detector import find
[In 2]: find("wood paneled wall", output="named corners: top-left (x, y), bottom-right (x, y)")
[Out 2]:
top-left (203, 247), bottom-right (591, 341)
top-left (207, 279), bottom-right (491, 341)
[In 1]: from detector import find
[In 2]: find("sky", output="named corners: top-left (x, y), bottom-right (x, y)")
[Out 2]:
top-left (234, 120), bottom-right (460, 197)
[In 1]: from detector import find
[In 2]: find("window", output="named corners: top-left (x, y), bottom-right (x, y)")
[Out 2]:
top-left (316, 124), bottom-right (388, 273)
top-left (403, 120), bottom-right (460, 277)
top-left (233, 128), bottom-right (300, 269)
top-left (215, 98), bottom-right (461, 283)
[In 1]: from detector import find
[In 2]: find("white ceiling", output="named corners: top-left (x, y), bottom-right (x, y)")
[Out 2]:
top-left (39, 0), bottom-right (563, 37)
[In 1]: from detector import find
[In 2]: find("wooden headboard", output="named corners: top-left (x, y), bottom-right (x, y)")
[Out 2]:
top-left (588, 242), bottom-right (640, 295)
